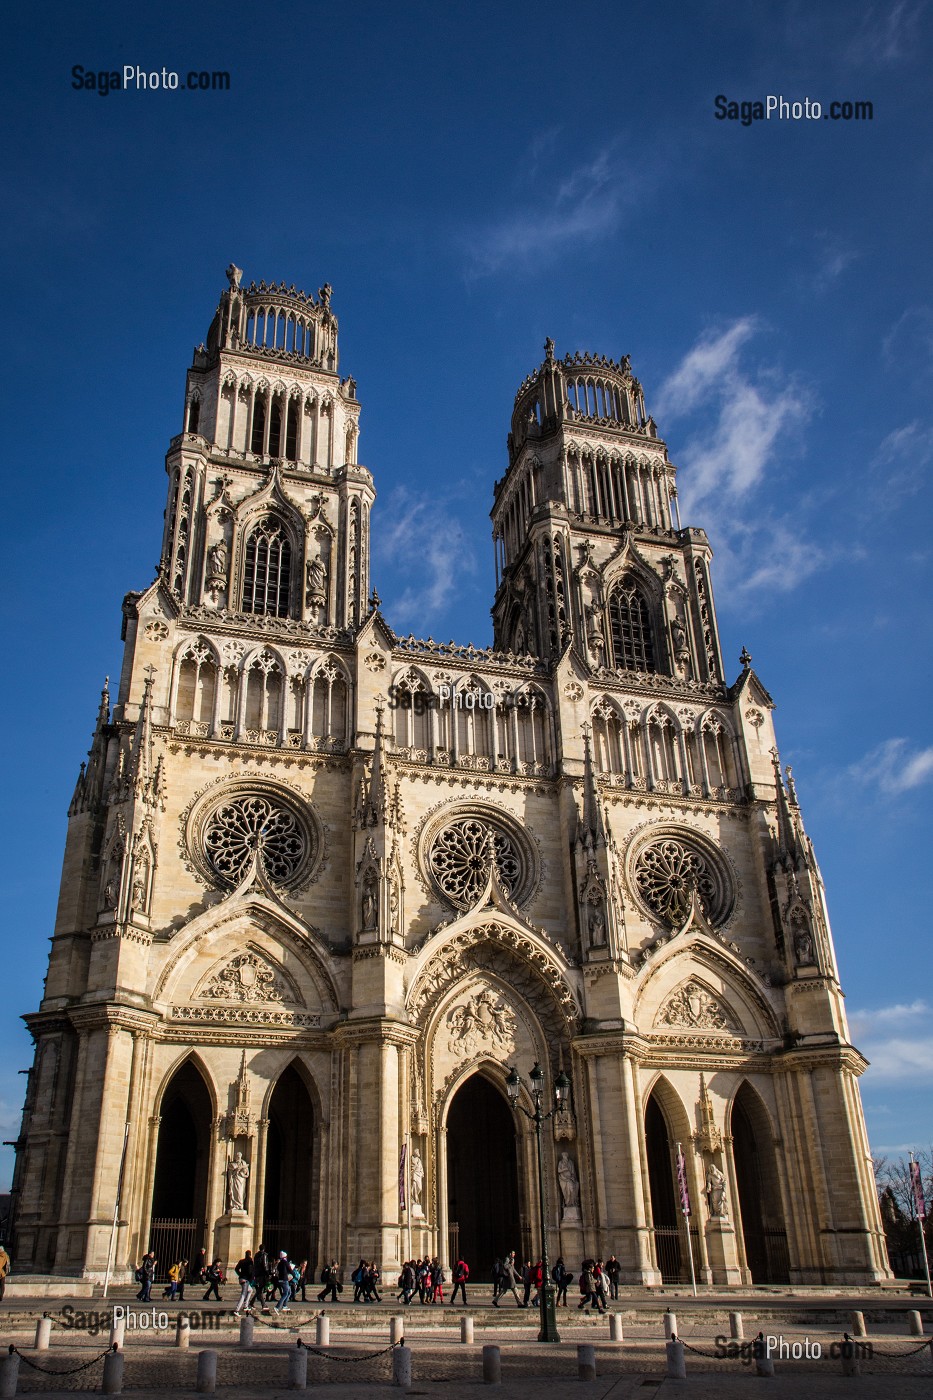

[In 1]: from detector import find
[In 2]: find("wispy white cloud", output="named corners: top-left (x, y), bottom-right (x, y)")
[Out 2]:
top-left (464, 144), bottom-right (636, 278)
top-left (851, 1000), bottom-right (933, 1084)
top-left (848, 738), bottom-right (933, 795)
top-left (883, 305), bottom-right (933, 370)
top-left (845, 2), bottom-right (925, 63)
top-left (871, 421), bottom-right (933, 507)
top-left (658, 320), bottom-right (810, 508)
top-left (657, 321), bottom-right (821, 598)
top-left (375, 486), bottom-right (477, 630)
top-left (849, 1001), bottom-right (929, 1039)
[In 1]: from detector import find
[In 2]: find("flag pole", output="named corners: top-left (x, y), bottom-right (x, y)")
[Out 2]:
top-left (909, 1152), bottom-right (932, 1299)
top-left (676, 1142), bottom-right (697, 1298)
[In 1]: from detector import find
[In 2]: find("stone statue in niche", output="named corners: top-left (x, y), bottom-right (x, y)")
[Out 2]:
top-left (705, 1162), bottom-right (728, 1219)
top-left (362, 874), bottom-right (378, 931)
top-left (794, 925), bottom-right (815, 965)
top-left (410, 1147), bottom-right (424, 1216)
top-left (587, 890), bottom-right (607, 945)
top-left (208, 540), bottom-right (228, 578)
top-left (226, 1151), bottom-right (250, 1212)
top-left (558, 1151), bottom-right (581, 1221)
top-left (671, 614), bottom-right (688, 657)
top-left (306, 555), bottom-right (328, 608)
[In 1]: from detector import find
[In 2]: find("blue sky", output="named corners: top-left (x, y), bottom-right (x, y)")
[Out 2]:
top-left (2, 0), bottom-right (931, 1190)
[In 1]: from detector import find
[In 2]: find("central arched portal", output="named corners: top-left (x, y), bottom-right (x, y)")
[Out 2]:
top-left (262, 1064), bottom-right (316, 1266)
top-left (446, 1074), bottom-right (520, 1277)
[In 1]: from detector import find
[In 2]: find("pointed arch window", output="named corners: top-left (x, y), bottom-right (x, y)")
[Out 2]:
top-left (608, 577), bottom-right (656, 672)
top-left (241, 517), bottom-right (292, 617)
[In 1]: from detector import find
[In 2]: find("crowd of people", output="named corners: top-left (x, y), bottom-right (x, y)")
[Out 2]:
top-left (132, 1247), bottom-right (624, 1310)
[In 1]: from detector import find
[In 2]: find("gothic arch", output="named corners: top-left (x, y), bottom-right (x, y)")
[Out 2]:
top-left (152, 898), bottom-right (341, 1020)
top-left (633, 939), bottom-right (781, 1042)
top-left (153, 1049), bottom-right (219, 1119)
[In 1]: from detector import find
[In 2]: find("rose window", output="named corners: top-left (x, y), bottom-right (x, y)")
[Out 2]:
top-left (202, 793), bottom-right (309, 889)
top-left (429, 817), bottom-right (526, 910)
top-left (633, 835), bottom-right (731, 927)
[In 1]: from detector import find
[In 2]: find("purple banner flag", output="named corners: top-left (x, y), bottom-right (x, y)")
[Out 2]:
top-left (910, 1159), bottom-right (927, 1220)
top-left (399, 1142), bottom-right (407, 1211)
top-left (676, 1144), bottom-right (691, 1216)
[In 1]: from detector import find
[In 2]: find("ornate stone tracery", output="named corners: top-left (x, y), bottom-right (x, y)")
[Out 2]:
top-left (182, 778), bottom-right (324, 892)
top-left (197, 949), bottom-right (298, 1005)
top-left (630, 828), bottom-right (733, 928)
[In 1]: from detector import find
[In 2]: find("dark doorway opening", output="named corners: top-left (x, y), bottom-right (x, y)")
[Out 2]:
top-left (149, 1061), bottom-right (212, 1279)
top-left (263, 1063), bottom-right (316, 1267)
top-left (731, 1084), bottom-right (790, 1284)
top-left (645, 1093), bottom-right (684, 1282)
top-left (446, 1074), bottom-right (520, 1282)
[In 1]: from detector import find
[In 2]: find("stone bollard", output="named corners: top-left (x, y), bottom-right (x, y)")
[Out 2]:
top-left (482, 1344), bottom-right (501, 1384)
top-left (753, 1333), bottom-right (774, 1378)
top-left (851, 1310), bottom-right (867, 1338)
top-left (0, 1350), bottom-right (20, 1400)
top-left (175, 1314), bottom-right (190, 1349)
top-left (102, 1347), bottom-right (125, 1396)
top-left (239, 1314), bottom-right (255, 1348)
top-left (461, 1316), bottom-right (474, 1344)
top-left (907, 1310), bottom-right (924, 1336)
top-left (577, 1344), bottom-right (597, 1380)
top-left (392, 1343), bottom-right (412, 1390)
top-left (287, 1341), bottom-right (308, 1391)
top-left (109, 1316), bottom-right (126, 1350)
top-left (390, 1315), bottom-right (405, 1345)
top-left (609, 1313), bottom-right (623, 1343)
top-left (196, 1349), bottom-right (218, 1394)
top-left (840, 1335), bottom-right (860, 1378)
top-left (35, 1314), bottom-right (53, 1351)
top-left (663, 1310), bottom-right (677, 1340)
top-left (316, 1314), bottom-right (330, 1347)
top-left (665, 1338), bottom-right (686, 1380)
top-left (729, 1311), bottom-right (744, 1341)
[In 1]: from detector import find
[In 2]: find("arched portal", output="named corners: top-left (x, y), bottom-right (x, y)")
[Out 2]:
top-left (446, 1074), bottom-right (520, 1278)
top-left (149, 1061), bottom-right (212, 1275)
top-left (731, 1083), bottom-right (789, 1283)
top-left (645, 1092), bottom-right (684, 1284)
top-left (262, 1064), bottom-right (316, 1266)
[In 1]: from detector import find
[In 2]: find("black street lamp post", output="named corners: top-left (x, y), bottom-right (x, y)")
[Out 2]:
top-left (505, 1061), bottom-right (571, 1344)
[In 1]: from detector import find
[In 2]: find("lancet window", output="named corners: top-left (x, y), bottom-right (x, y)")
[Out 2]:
top-left (608, 577), bottom-right (656, 672)
top-left (241, 517), bottom-right (292, 618)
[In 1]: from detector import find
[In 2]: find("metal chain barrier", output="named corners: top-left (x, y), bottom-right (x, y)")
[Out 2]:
top-left (865, 1339), bottom-right (933, 1358)
top-left (11, 1341), bottom-right (116, 1376)
top-left (300, 1341), bottom-right (400, 1363)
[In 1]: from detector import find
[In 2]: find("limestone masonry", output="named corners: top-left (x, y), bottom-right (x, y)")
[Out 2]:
top-left (12, 267), bottom-right (889, 1286)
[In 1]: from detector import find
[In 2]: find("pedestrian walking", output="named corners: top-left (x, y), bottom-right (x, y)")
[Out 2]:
top-left (492, 1251), bottom-right (523, 1306)
top-left (577, 1259), bottom-right (596, 1311)
top-left (0, 1242), bottom-right (9, 1302)
top-left (450, 1256), bottom-right (469, 1306)
top-left (351, 1257), bottom-right (368, 1303)
top-left (202, 1257), bottom-right (224, 1302)
top-left (592, 1259), bottom-right (608, 1313)
top-left (520, 1258), bottom-right (533, 1307)
top-left (398, 1260), bottom-right (416, 1304)
top-left (275, 1251), bottom-right (293, 1312)
top-left (605, 1254), bottom-right (621, 1301)
top-left (135, 1252), bottom-right (156, 1302)
top-left (318, 1259), bottom-right (341, 1303)
top-left (365, 1261), bottom-right (382, 1302)
top-left (254, 1245), bottom-right (270, 1312)
top-left (551, 1256), bottom-right (572, 1306)
top-left (431, 1257), bottom-right (445, 1303)
top-left (233, 1250), bottom-right (255, 1314)
top-left (192, 1248), bottom-right (207, 1284)
top-left (165, 1260), bottom-right (185, 1300)
top-left (296, 1259), bottom-right (308, 1302)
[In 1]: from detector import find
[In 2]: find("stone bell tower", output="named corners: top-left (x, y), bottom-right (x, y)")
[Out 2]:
top-left (492, 338), bottom-right (722, 690)
top-left (163, 265), bottom-right (373, 630)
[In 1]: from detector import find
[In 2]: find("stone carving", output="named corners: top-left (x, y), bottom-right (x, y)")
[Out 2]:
top-left (410, 1147), bottom-right (425, 1216)
top-left (793, 923), bottom-right (815, 965)
top-left (199, 950), bottom-right (294, 1004)
top-left (207, 540), bottom-right (228, 579)
top-left (306, 555), bottom-right (328, 608)
top-left (655, 980), bottom-right (737, 1033)
top-left (558, 1151), bottom-right (581, 1220)
top-left (563, 681), bottom-right (584, 702)
top-left (695, 1073), bottom-right (722, 1153)
top-left (446, 987), bottom-right (516, 1058)
top-left (362, 873), bottom-right (378, 931)
top-left (705, 1162), bottom-right (728, 1219)
top-left (364, 650), bottom-right (387, 672)
top-left (226, 1151), bottom-right (249, 1211)
top-left (144, 620), bottom-right (169, 641)
top-left (226, 263), bottom-right (243, 290)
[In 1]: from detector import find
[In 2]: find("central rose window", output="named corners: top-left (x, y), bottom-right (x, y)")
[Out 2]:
top-left (630, 828), bottom-right (733, 928)
top-left (424, 808), bottom-right (535, 911)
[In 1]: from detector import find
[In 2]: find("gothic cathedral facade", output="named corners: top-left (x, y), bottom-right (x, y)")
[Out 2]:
top-left (13, 269), bottom-right (889, 1287)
